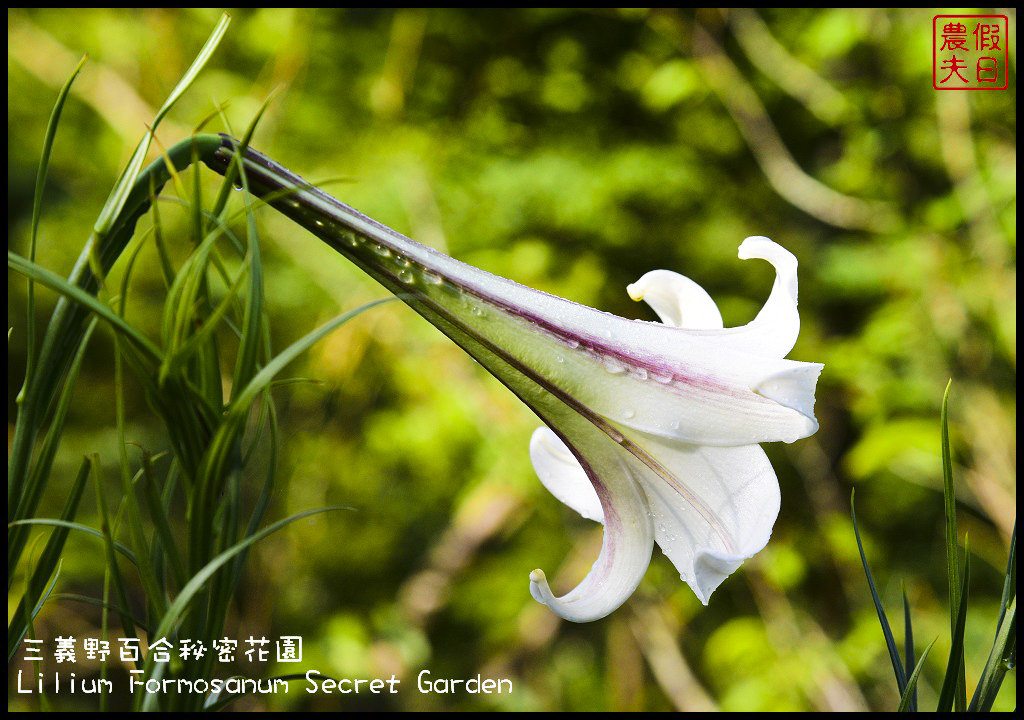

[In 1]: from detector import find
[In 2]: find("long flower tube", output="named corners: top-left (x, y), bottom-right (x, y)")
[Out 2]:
top-left (204, 135), bottom-right (822, 622)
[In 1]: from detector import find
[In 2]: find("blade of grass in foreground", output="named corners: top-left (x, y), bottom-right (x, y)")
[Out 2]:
top-left (970, 524), bottom-right (1016, 712)
top-left (851, 490), bottom-right (907, 697)
top-left (92, 13), bottom-right (230, 240)
top-left (936, 545), bottom-right (970, 712)
top-left (902, 587), bottom-right (917, 711)
top-left (91, 454), bottom-right (141, 646)
top-left (970, 596), bottom-right (1016, 712)
top-left (8, 320), bottom-right (98, 583)
top-left (187, 297), bottom-right (398, 576)
top-left (940, 380), bottom-right (967, 711)
top-left (7, 135), bottom-right (224, 535)
top-left (17, 55), bottom-right (87, 407)
top-left (897, 639), bottom-right (936, 712)
top-left (7, 458), bottom-right (90, 662)
top-left (139, 506), bottom-right (351, 712)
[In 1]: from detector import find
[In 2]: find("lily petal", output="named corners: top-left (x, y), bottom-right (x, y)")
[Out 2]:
top-left (528, 415), bottom-right (654, 623)
top-left (632, 438), bottom-right (779, 604)
top-left (627, 269), bottom-right (724, 329)
top-left (529, 427), bottom-right (604, 523)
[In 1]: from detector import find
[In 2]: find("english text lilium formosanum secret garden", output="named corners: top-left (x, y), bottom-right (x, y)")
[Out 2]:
top-left (205, 135), bottom-right (823, 623)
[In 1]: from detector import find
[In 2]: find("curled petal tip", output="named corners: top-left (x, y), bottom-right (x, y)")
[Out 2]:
top-left (529, 568), bottom-right (552, 604)
top-left (626, 269), bottom-right (724, 330)
top-left (690, 549), bottom-right (747, 605)
top-left (731, 236), bottom-right (802, 359)
top-left (738, 235), bottom-right (796, 266)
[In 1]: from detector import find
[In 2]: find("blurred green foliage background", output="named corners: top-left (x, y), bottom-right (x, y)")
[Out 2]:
top-left (7, 8), bottom-right (1015, 711)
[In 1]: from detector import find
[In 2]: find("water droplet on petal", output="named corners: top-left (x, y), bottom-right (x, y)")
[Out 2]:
top-left (423, 270), bottom-right (443, 285)
top-left (629, 367), bottom-right (648, 380)
top-left (623, 408), bottom-right (636, 419)
top-left (565, 338), bottom-right (580, 349)
top-left (603, 357), bottom-right (625, 374)
top-left (373, 244), bottom-right (391, 257)
top-left (398, 269), bottom-right (415, 284)
top-left (652, 372), bottom-right (673, 384)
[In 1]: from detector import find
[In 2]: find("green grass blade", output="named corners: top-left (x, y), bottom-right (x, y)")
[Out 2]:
top-left (7, 135), bottom-right (222, 531)
top-left (231, 398), bottom-right (279, 590)
top-left (93, 13), bottom-right (230, 238)
top-left (49, 593), bottom-right (146, 630)
top-left (149, 174), bottom-right (177, 287)
top-left (8, 251), bottom-right (163, 362)
top-left (936, 544), bottom-right (970, 712)
top-left (970, 597), bottom-right (1015, 711)
top-left (229, 297), bottom-right (398, 414)
top-left (91, 455), bottom-right (141, 642)
top-left (225, 101), bottom-right (277, 399)
top-left (160, 253), bottom-right (247, 381)
top-left (902, 586), bottom-right (917, 711)
top-left (114, 344), bottom-right (167, 620)
top-left (7, 458), bottom-right (89, 662)
top-left (851, 490), bottom-right (907, 695)
top-left (8, 519), bottom-right (138, 566)
top-left (996, 522), bottom-right (1016, 631)
top-left (158, 507), bottom-right (349, 638)
top-left (139, 452), bottom-right (187, 591)
top-left (898, 638), bottom-right (936, 712)
top-left (8, 319), bottom-right (97, 581)
top-left (207, 89), bottom-right (277, 226)
top-left (18, 55), bottom-right (87, 405)
top-left (940, 380), bottom-right (967, 710)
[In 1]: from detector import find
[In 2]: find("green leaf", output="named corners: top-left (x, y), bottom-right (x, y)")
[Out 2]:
top-left (902, 586), bottom-right (917, 711)
top-left (138, 506), bottom-right (349, 711)
top-left (940, 380), bottom-right (967, 710)
top-left (7, 519), bottom-right (138, 566)
top-left (49, 594), bottom-right (146, 630)
top-left (8, 251), bottom-right (164, 363)
top-left (139, 452), bottom-right (187, 591)
top-left (92, 13), bottom-right (230, 238)
top-left (229, 297), bottom-right (398, 414)
top-left (18, 54), bottom-right (87, 405)
top-left (851, 489), bottom-right (907, 696)
top-left (7, 458), bottom-right (90, 662)
top-left (897, 639), bottom-right (936, 712)
top-left (970, 525), bottom-right (1016, 711)
top-left (8, 320), bottom-right (97, 580)
top-left (91, 456), bottom-right (142, 644)
top-left (996, 522), bottom-right (1016, 632)
top-left (936, 543), bottom-right (970, 712)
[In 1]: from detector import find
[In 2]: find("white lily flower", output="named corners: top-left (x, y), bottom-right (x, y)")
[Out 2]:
top-left (208, 138), bottom-right (823, 623)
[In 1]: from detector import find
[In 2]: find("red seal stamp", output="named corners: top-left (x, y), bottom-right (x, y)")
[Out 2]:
top-left (933, 15), bottom-right (1009, 90)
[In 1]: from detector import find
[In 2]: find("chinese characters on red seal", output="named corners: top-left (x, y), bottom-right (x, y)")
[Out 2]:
top-left (933, 15), bottom-right (1009, 90)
